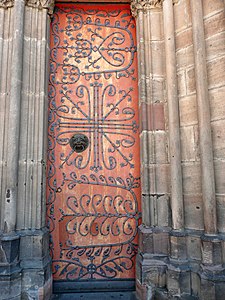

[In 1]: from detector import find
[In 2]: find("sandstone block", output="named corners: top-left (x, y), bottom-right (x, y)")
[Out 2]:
top-left (209, 86), bottom-right (225, 121)
top-left (179, 94), bottom-right (198, 127)
top-left (157, 194), bottom-right (171, 227)
top-left (207, 56), bottom-right (225, 89)
top-left (214, 160), bottom-right (225, 194)
top-left (150, 11), bottom-right (163, 41)
top-left (151, 41), bottom-right (165, 76)
top-left (182, 163), bottom-right (202, 194)
top-left (180, 125), bottom-right (199, 162)
top-left (187, 234), bottom-right (202, 261)
top-left (204, 10), bottom-right (225, 38)
top-left (216, 195), bottom-right (225, 233)
top-left (211, 119), bottom-right (225, 159)
top-left (184, 195), bottom-right (204, 230)
top-left (186, 67), bottom-right (196, 95)
top-left (175, 27), bottom-right (193, 51)
top-left (176, 45), bottom-right (195, 70)
top-left (174, 0), bottom-right (191, 32)
top-left (206, 32), bottom-right (225, 61)
top-left (203, 0), bottom-right (225, 19)
top-left (170, 231), bottom-right (187, 260)
top-left (177, 70), bottom-right (187, 97)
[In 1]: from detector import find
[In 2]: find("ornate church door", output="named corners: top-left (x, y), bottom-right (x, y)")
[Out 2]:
top-left (47, 3), bottom-right (141, 290)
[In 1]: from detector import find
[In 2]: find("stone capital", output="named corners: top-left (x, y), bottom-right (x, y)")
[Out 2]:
top-left (131, 0), bottom-right (163, 17)
top-left (26, 0), bottom-right (55, 14)
top-left (0, 0), bottom-right (14, 8)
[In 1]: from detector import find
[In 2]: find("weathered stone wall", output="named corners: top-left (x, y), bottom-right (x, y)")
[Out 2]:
top-left (0, 0), bottom-right (53, 299)
top-left (133, 0), bottom-right (225, 299)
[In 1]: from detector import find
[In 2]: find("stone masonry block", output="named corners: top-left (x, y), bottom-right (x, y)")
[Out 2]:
top-left (177, 70), bottom-right (187, 97)
top-left (186, 233), bottom-right (202, 261)
top-left (151, 77), bottom-right (165, 104)
top-left (182, 163), bottom-right (201, 194)
top-left (154, 131), bottom-right (169, 164)
top-left (203, 0), bottom-right (225, 18)
top-left (180, 125), bottom-right (199, 162)
top-left (207, 56), bottom-right (225, 89)
top-left (157, 195), bottom-right (171, 227)
top-left (215, 281), bottom-right (225, 300)
top-left (201, 235), bottom-right (223, 265)
top-left (143, 262), bottom-right (167, 289)
top-left (206, 32), bottom-right (225, 62)
top-left (174, 0), bottom-right (191, 32)
top-left (211, 119), bottom-right (225, 159)
top-left (151, 41), bottom-right (165, 76)
top-left (20, 229), bottom-right (49, 267)
top-left (21, 266), bottom-right (52, 300)
top-left (136, 279), bottom-right (148, 300)
top-left (149, 10), bottom-right (163, 41)
top-left (140, 102), bottom-right (165, 131)
top-left (167, 264), bottom-right (191, 297)
top-left (216, 195), bottom-right (225, 233)
top-left (142, 194), bottom-right (151, 227)
top-left (209, 86), bottom-right (225, 122)
top-left (175, 27), bottom-right (193, 51)
top-left (153, 227), bottom-right (170, 256)
top-left (186, 67), bottom-right (196, 95)
top-left (200, 278), bottom-right (216, 300)
top-left (140, 131), bottom-right (149, 165)
top-left (204, 11), bottom-right (225, 39)
top-left (0, 234), bottom-right (20, 267)
top-left (170, 231), bottom-right (187, 261)
top-left (214, 160), bottom-right (225, 194)
top-left (0, 274), bottom-right (21, 300)
top-left (176, 45), bottom-right (195, 70)
top-left (139, 225), bottom-right (154, 254)
top-left (148, 164), bottom-right (170, 195)
top-left (191, 272), bottom-right (201, 298)
top-left (179, 94), bottom-right (198, 127)
top-left (141, 165), bottom-right (150, 195)
top-left (184, 195), bottom-right (204, 230)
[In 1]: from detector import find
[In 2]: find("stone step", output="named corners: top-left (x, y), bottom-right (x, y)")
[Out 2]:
top-left (52, 291), bottom-right (137, 300)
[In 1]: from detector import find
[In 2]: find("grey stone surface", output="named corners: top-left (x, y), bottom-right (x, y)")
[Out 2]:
top-left (52, 292), bottom-right (137, 300)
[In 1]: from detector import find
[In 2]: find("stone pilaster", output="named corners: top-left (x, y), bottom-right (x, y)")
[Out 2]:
top-left (0, 0), bottom-right (54, 298)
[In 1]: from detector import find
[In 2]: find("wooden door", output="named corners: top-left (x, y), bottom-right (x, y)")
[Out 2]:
top-left (47, 3), bottom-right (141, 284)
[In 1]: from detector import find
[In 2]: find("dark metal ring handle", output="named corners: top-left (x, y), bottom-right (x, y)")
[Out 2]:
top-left (69, 133), bottom-right (89, 153)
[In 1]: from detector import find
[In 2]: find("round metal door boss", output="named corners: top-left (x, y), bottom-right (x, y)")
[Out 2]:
top-left (69, 133), bottom-right (89, 153)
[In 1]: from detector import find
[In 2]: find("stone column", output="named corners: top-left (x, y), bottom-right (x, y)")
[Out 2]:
top-left (131, 1), bottom-right (170, 299)
top-left (190, 0), bottom-right (217, 235)
top-left (163, 0), bottom-right (184, 231)
top-left (190, 2), bottom-right (225, 299)
top-left (0, 0), bottom-right (54, 298)
top-left (162, 2), bottom-right (189, 298)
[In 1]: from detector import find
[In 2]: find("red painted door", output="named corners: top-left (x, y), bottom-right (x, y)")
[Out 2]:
top-left (47, 3), bottom-right (141, 283)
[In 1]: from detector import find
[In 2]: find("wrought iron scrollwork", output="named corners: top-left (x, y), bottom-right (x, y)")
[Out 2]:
top-left (47, 4), bottom-right (141, 281)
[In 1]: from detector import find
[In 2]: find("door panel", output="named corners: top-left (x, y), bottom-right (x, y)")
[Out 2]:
top-left (47, 3), bottom-right (141, 282)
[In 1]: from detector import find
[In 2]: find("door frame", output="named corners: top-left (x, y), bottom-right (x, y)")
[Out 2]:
top-left (49, 0), bottom-right (142, 294)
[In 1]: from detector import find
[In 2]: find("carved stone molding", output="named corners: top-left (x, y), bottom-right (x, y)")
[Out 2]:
top-left (0, 0), bottom-right (14, 8)
top-left (26, 0), bottom-right (55, 14)
top-left (131, 0), bottom-right (163, 17)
